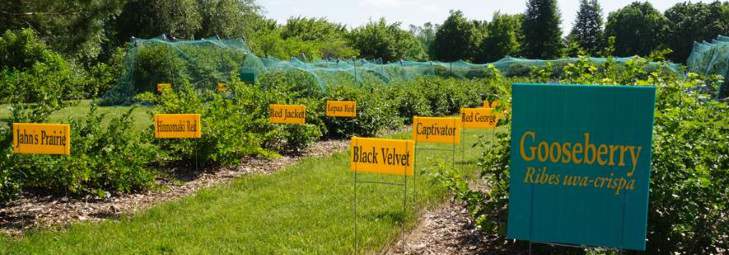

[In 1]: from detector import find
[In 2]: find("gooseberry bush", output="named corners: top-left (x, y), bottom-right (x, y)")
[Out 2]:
top-left (464, 56), bottom-right (729, 254)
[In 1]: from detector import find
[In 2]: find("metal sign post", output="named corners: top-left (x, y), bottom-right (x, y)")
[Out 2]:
top-left (412, 117), bottom-right (461, 207)
top-left (350, 138), bottom-right (414, 254)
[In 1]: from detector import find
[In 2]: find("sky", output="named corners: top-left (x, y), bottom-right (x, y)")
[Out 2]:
top-left (259, 0), bottom-right (714, 33)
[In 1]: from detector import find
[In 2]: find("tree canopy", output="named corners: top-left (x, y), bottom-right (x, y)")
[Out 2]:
top-left (431, 10), bottom-right (481, 62)
top-left (605, 2), bottom-right (670, 57)
top-left (347, 18), bottom-right (425, 62)
top-left (569, 0), bottom-right (603, 55)
top-left (521, 0), bottom-right (563, 58)
top-left (665, 1), bottom-right (729, 63)
top-left (476, 12), bottom-right (523, 63)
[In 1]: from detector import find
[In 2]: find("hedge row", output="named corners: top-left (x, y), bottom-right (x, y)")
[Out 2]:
top-left (0, 69), bottom-right (508, 205)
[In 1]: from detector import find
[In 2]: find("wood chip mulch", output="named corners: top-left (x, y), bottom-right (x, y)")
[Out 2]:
top-left (385, 198), bottom-right (528, 255)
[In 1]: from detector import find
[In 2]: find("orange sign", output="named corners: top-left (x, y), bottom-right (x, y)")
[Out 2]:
top-left (350, 137), bottom-right (414, 176)
top-left (157, 83), bottom-right (172, 93)
top-left (154, 114), bottom-right (202, 139)
top-left (461, 108), bottom-right (499, 129)
top-left (326, 100), bottom-right (357, 118)
top-left (412, 117), bottom-right (461, 144)
top-left (12, 123), bottom-right (71, 155)
top-left (216, 83), bottom-right (227, 93)
top-left (269, 104), bottom-right (306, 125)
top-left (483, 100), bottom-right (500, 108)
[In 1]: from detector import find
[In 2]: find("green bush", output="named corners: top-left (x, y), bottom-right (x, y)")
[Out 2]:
top-left (256, 70), bottom-right (324, 153)
top-left (385, 81), bottom-right (432, 124)
top-left (137, 80), bottom-right (274, 167)
top-left (0, 28), bottom-right (53, 71)
top-left (0, 29), bottom-right (84, 103)
top-left (0, 128), bottom-right (21, 205)
top-left (131, 44), bottom-right (190, 94)
top-left (83, 47), bottom-right (127, 98)
top-left (323, 84), bottom-right (401, 138)
top-left (2, 105), bottom-right (156, 198)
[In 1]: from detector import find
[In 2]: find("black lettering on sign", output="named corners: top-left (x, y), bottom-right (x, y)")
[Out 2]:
top-left (352, 145), bottom-right (378, 164)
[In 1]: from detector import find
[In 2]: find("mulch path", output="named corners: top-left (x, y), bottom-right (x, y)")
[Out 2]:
top-left (384, 198), bottom-right (528, 255)
top-left (0, 140), bottom-right (348, 236)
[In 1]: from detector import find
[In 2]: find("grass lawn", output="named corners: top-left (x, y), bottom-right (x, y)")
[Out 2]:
top-left (0, 100), bottom-right (152, 132)
top-left (0, 128), bottom-right (498, 254)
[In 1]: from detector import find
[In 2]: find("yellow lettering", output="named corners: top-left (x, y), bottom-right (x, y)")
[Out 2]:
top-left (519, 131), bottom-right (536, 161)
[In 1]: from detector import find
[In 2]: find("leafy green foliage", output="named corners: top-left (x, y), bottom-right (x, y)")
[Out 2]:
top-left (665, 1), bottom-right (729, 63)
top-left (323, 84), bottom-right (401, 138)
top-left (477, 13), bottom-right (523, 63)
top-left (130, 44), bottom-right (190, 94)
top-left (116, 0), bottom-right (202, 41)
top-left (279, 17), bottom-right (357, 60)
top-left (347, 18), bottom-right (426, 62)
top-left (0, 128), bottom-right (21, 205)
top-left (569, 0), bottom-right (604, 56)
top-left (195, 0), bottom-right (261, 39)
top-left (281, 17), bottom-right (347, 42)
top-left (256, 70), bottom-right (324, 153)
top-left (431, 10), bottom-right (480, 62)
top-left (521, 0), bottom-right (563, 58)
top-left (461, 57), bottom-right (729, 254)
top-left (409, 22), bottom-right (438, 59)
top-left (0, 0), bottom-right (126, 62)
top-left (1, 105), bottom-right (156, 199)
top-left (137, 80), bottom-right (274, 166)
top-left (605, 2), bottom-right (670, 57)
top-left (0, 29), bottom-right (85, 103)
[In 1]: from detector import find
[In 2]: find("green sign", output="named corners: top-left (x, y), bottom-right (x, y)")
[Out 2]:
top-left (508, 83), bottom-right (656, 250)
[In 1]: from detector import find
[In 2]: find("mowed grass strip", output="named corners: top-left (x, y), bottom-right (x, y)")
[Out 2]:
top-left (0, 100), bottom-right (152, 132)
top-left (0, 129), bottom-right (492, 254)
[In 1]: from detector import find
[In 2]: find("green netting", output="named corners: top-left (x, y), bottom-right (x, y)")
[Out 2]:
top-left (105, 35), bottom-right (266, 102)
top-left (687, 35), bottom-right (729, 74)
top-left (687, 35), bottom-right (729, 98)
top-left (106, 35), bottom-right (682, 102)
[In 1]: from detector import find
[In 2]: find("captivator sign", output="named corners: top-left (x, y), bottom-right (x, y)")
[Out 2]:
top-left (412, 117), bottom-right (461, 144)
top-left (508, 83), bottom-right (655, 250)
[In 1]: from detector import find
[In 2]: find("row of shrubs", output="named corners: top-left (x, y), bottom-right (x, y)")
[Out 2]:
top-left (0, 66), bottom-right (507, 204)
top-left (440, 56), bottom-right (728, 254)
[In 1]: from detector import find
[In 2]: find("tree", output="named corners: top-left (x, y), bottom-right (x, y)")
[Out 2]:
top-left (521, 0), bottom-right (563, 59)
top-left (0, 0), bottom-right (126, 62)
top-left (605, 2), bottom-right (669, 57)
top-left (409, 22), bottom-right (438, 59)
top-left (347, 18), bottom-right (425, 62)
top-left (431, 10), bottom-right (480, 62)
top-left (115, 0), bottom-right (202, 42)
top-left (569, 0), bottom-right (603, 55)
top-left (665, 1), bottom-right (729, 63)
top-left (278, 17), bottom-right (357, 59)
top-left (280, 17), bottom-right (347, 42)
top-left (477, 12), bottom-right (523, 63)
top-left (195, 0), bottom-right (261, 39)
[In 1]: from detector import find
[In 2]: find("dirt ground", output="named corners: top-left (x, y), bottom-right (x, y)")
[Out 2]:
top-left (385, 198), bottom-right (527, 255)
